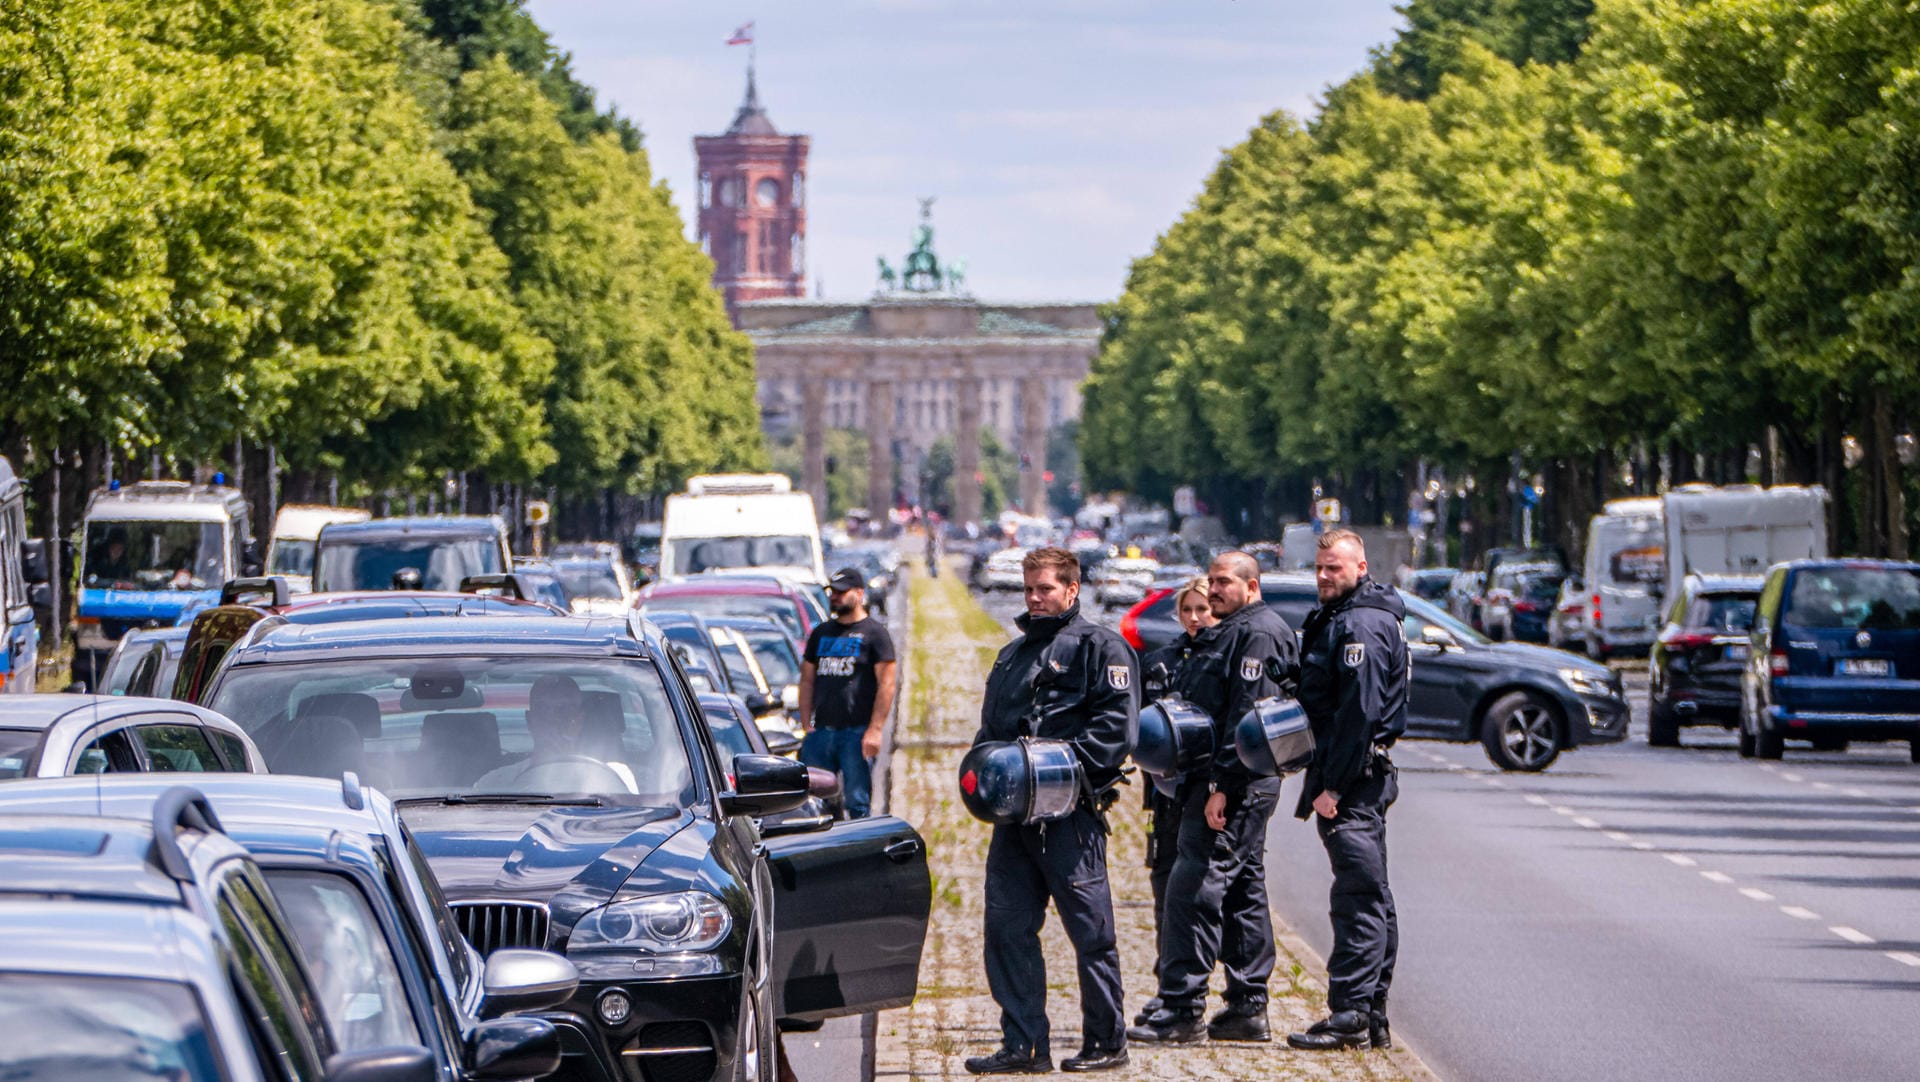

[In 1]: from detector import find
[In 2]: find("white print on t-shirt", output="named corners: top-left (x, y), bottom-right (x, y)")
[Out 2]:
top-left (818, 655), bottom-right (858, 677)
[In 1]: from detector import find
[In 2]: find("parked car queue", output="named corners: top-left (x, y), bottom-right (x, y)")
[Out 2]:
top-left (0, 560), bottom-right (932, 1082)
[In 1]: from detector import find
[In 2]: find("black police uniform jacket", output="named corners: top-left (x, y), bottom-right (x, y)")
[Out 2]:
top-left (1294, 577), bottom-right (1409, 819)
top-left (1141, 631), bottom-right (1197, 699)
top-left (1176, 599), bottom-right (1298, 797)
top-left (975, 602), bottom-right (1139, 788)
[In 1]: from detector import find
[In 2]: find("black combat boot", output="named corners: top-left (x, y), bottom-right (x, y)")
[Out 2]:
top-left (1286, 1010), bottom-right (1370, 1050)
top-left (1206, 998), bottom-right (1271, 1042)
top-left (1130, 995), bottom-right (1162, 1028)
top-left (1125, 1003), bottom-right (1206, 1044)
top-left (1060, 1044), bottom-right (1129, 1072)
top-left (1370, 1012), bottom-right (1392, 1050)
top-left (963, 1047), bottom-right (1053, 1074)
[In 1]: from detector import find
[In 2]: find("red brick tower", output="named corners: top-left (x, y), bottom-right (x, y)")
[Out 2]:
top-left (694, 65), bottom-right (809, 314)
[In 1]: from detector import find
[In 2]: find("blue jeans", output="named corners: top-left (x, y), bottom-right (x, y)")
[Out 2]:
top-left (800, 727), bottom-right (872, 818)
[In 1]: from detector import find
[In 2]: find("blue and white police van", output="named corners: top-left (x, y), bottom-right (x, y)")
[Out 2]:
top-left (72, 480), bottom-right (254, 690)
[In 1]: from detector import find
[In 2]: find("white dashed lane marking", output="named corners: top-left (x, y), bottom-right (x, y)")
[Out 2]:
top-left (1740, 888), bottom-right (1776, 902)
top-left (1780, 906), bottom-right (1821, 921)
top-left (1571, 816), bottom-right (1601, 829)
top-left (1888, 953), bottom-right (1920, 967)
top-left (1830, 926), bottom-right (1875, 944)
top-left (1664, 853), bottom-right (1698, 867)
top-left (1700, 871), bottom-right (1733, 885)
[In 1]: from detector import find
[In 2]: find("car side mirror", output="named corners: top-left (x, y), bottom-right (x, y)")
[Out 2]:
top-left (722, 753), bottom-right (810, 817)
top-left (324, 1046), bottom-right (437, 1082)
top-left (761, 728), bottom-right (802, 757)
top-left (479, 949), bottom-right (579, 1020)
top-left (744, 691), bottom-right (779, 715)
top-left (1420, 625), bottom-right (1459, 650)
top-left (465, 1016), bottom-right (562, 1081)
top-left (20, 540), bottom-right (48, 585)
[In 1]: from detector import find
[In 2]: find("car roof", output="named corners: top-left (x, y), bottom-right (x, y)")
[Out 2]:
top-left (1689, 573), bottom-right (1766, 593)
top-left (0, 812), bottom-right (194, 905)
top-left (228, 613), bottom-right (656, 664)
top-left (705, 614), bottom-right (788, 632)
top-left (0, 695), bottom-right (228, 733)
top-left (86, 481), bottom-right (247, 521)
top-left (317, 516), bottom-right (504, 541)
top-left (0, 775), bottom-right (400, 863)
top-left (645, 578), bottom-right (792, 598)
top-left (1778, 558), bottom-right (1920, 573)
top-left (0, 897), bottom-right (213, 984)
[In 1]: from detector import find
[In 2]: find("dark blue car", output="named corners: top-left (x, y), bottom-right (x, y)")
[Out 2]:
top-left (199, 612), bottom-right (931, 1082)
top-left (1741, 559), bottom-right (1920, 760)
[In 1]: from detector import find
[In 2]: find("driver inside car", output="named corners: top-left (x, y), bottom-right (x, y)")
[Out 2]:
top-left (475, 674), bottom-right (638, 794)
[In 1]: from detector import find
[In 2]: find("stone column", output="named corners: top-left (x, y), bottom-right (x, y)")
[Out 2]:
top-left (801, 378), bottom-right (827, 517)
top-left (956, 376), bottom-right (983, 527)
top-left (1020, 375), bottom-right (1048, 516)
top-left (867, 379), bottom-right (894, 518)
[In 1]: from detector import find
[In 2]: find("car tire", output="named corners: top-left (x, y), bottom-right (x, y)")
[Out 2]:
top-left (1909, 740), bottom-right (1920, 764)
top-left (1755, 724), bottom-right (1784, 760)
top-left (1737, 725), bottom-right (1756, 758)
top-left (1647, 697), bottom-right (1681, 748)
top-left (736, 980), bottom-right (776, 1082)
top-left (1480, 691), bottom-right (1563, 772)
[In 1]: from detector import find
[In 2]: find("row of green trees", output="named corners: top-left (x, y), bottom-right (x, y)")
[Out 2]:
top-left (1, 0), bottom-right (762, 538)
top-left (1082, 0), bottom-right (1920, 560)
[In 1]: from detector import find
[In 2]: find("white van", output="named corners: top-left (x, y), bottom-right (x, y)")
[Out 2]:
top-left (1660, 484), bottom-right (1827, 603)
top-left (660, 474), bottom-right (826, 585)
top-left (1581, 497), bottom-right (1665, 658)
top-left (266, 504), bottom-right (370, 593)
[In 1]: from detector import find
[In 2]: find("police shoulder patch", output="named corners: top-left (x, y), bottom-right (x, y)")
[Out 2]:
top-left (1108, 664), bottom-right (1131, 691)
top-left (1343, 643), bottom-right (1366, 668)
top-left (1240, 657), bottom-right (1262, 681)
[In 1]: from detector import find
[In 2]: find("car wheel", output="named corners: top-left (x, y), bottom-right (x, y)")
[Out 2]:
top-left (1755, 723), bottom-right (1784, 760)
top-left (1737, 725), bottom-right (1756, 758)
top-left (1480, 692), bottom-right (1563, 772)
top-left (1647, 696), bottom-right (1681, 748)
top-left (735, 980), bottom-right (775, 1082)
top-left (1910, 740), bottom-right (1920, 764)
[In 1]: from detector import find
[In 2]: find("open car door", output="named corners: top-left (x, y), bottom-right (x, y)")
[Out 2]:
top-left (766, 814), bottom-right (930, 1022)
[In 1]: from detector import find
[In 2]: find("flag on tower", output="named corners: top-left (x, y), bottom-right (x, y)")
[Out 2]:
top-left (727, 22), bottom-right (754, 46)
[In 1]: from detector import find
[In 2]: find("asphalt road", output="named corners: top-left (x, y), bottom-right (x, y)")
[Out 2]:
top-left (978, 586), bottom-right (1920, 1082)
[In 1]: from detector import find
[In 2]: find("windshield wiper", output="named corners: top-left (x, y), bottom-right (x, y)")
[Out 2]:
top-left (396, 793), bottom-right (605, 807)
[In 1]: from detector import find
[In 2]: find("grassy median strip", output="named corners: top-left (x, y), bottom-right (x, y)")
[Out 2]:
top-left (874, 560), bottom-right (1423, 1081)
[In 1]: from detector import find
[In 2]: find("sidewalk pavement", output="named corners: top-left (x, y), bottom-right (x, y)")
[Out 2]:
top-left (871, 563), bottom-right (1436, 1081)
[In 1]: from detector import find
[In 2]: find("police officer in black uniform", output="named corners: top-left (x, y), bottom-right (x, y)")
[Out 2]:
top-left (1134, 576), bottom-right (1215, 1026)
top-left (1130, 551), bottom-right (1297, 1044)
top-left (966, 547), bottom-right (1138, 1075)
top-left (1288, 529), bottom-right (1407, 1052)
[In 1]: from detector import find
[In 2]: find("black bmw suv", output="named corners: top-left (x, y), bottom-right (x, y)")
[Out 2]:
top-left (202, 613), bottom-right (932, 1082)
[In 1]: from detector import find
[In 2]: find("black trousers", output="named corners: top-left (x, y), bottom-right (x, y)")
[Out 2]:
top-left (1156, 782), bottom-right (1278, 1010)
top-left (983, 808), bottom-right (1126, 1054)
top-left (1146, 786), bottom-right (1182, 971)
top-left (1316, 764), bottom-right (1399, 1014)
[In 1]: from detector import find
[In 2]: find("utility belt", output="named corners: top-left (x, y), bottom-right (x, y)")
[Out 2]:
top-left (1361, 743), bottom-right (1395, 779)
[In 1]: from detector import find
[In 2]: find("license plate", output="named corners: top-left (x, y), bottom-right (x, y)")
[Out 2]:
top-left (1725, 644), bottom-right (1749, 660)
top-left (1839, 658), bottom-right (1891, 677)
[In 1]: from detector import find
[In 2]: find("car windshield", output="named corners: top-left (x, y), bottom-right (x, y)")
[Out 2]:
top-left (314, 536), bottom-right (502, 592)
top-left (84, 520), bottom-right (224, 591)
top-left (268, 539), bottom-right (315, 577)
top-left (1784, 567), bottom-right (1920, 630)
top-left (645, 595), bottom-right (803, 639)
top-left (1691, 594), bottom-right (1759, 632)
top-left (735, 628), bottom-right (800, 686)
top-left (556, 561), bottom-right (623, 600)
top-left (671, 535), bottom-right (812, 575)
top-left (0, 972), bottom-right (224, 1081)
top-left (1403, 592), bottom-right (1491, 645)
top-left (206, 655), bottom-right (696, 804)
top-left (1517, 573), bottom-right (1564, 601)
top-left (266, 870), bottom-right (421, 1052)
top-left (0, 729), bottom-right (37, 778)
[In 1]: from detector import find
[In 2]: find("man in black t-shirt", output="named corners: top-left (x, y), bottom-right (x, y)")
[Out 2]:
top-left (798, 566), bottom-right (898, 818)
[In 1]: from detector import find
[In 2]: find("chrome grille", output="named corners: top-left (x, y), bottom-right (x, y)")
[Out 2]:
top-left (452, 901), bottom-right (550, 956)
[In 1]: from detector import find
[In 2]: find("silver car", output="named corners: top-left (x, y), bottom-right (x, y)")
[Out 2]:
top-left (0, 695), bottom-right (265, 778)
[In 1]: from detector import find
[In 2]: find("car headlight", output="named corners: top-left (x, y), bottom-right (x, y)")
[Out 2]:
top-left (569, 892), bottom-right (731, 953)
top-left (1559, 668), bottom-right (1616, 698)
top-left (869, 576), bottom-right (885, 587)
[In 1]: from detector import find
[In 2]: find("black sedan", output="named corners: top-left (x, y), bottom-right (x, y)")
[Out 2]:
top-left (1129, 574), bottom-right (1626, 772)
top-left (200, 612), bottom-right (931, 1082)
top-left (1648, 574), bottom-right (1763, 746)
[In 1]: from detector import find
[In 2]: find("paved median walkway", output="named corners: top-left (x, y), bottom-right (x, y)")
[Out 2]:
top-left (874, 565), bottom-right (1430, 1081)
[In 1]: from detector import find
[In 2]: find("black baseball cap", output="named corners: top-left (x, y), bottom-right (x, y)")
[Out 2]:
top-left (829, 567), bottom-right (866, 592)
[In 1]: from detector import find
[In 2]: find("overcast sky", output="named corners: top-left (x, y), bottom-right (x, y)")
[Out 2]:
top-left (526, 1), bottom-right (1406, 302)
